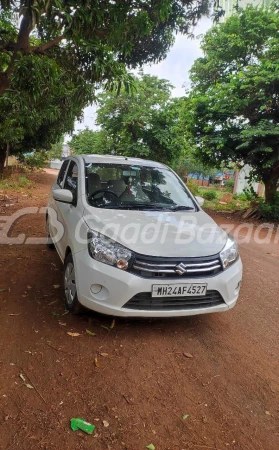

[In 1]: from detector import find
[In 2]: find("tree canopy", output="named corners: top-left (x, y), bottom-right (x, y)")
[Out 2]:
top-left (0, 0), bottom-right (214, 173)
top-left (0, 0), bottom-right (213, 96)
top-left (0, 10), bottom-right (90, 172)
top-left (89, 73), bottom-right (182, 165)
top-left (183, 5), bottom-right (279, 204)
top-left (68, 129), bottom-right (109, 155)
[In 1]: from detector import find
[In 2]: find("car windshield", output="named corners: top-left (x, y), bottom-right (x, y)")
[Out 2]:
top-left (85, 163), bottom-right (196, 211)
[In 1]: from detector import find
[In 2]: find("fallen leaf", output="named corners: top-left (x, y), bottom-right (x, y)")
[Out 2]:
top-left (0, 289), bottom-right (6, 292)
top-left (25, 384), bottom-right (34, 389)
top-left (103, 420), bottom-right (109, 427)
top-left (146, 444), bottom-right (155, 450)
top-left (183, 352), bottom-right (193, 358)
top-left (94, 357), bottom-right (99, 367)
top-left (67, 332), bottom-right (81, 337)
top-left (100, 353), bottom-right (108, 357)
top-left (86, 329), bottom-right (97, 336)
top-left (110, 319), bottom-right (115, 329)
top-left (19, 373), bottom-right (26, 383)
top-left (59, 322), bottom-right (66, 326)
top-left (9, 314), bottom-right (20, 316)
top-left (182, 414), bottom-right (189, 420)
top-left (265, 410), bottom-right (271, 415)
top-left (101, 325), bottom-right (110, 331)
top-left (53, 285), bottom-right (60, 289)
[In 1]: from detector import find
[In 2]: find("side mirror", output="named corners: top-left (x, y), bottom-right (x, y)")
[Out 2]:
top-left (195, 196), bottom-right (205, 207)
top-left (52, 188), bottom-right (73, 204)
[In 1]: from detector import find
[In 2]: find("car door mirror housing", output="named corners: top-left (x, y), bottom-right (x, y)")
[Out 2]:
top-left (53, 188), bottom-right (73, 204)
top-left (195, 196), bottom-right (205, 207)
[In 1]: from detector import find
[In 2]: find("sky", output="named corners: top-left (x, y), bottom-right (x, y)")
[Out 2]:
top-left (72, 16), bottom-right (213, 134)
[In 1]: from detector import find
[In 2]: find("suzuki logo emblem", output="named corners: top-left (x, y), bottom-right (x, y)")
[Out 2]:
top-left (175, 263), bottom-right (188, 275)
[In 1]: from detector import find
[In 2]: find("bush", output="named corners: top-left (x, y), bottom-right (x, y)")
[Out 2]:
top-left (224, 179), bottom-right (235, 192)
top-left (233, 192), bottom-right (247, 201)
top-left (201, 190), bottom-right (218, 201)
top-left (259, 198), bottom-right (279, 222)
top-left (242, 186), bottom-right (258, 201)
top-left (18, 151), bottom-right (49, 170)
top-left (186, 178), bottom-right (200, 196)
top-left (0, 175), bottom-right (33, 191)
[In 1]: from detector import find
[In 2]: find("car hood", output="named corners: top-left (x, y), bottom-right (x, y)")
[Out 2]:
top-left (82, 205), bottom-right (227, 257)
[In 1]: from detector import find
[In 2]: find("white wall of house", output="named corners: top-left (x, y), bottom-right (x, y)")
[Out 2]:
top-left (234, 165), bottom-right (265, 196)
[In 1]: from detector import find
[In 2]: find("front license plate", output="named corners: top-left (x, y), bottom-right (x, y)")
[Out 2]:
top-left (152, 283), bottom-right (207, 297)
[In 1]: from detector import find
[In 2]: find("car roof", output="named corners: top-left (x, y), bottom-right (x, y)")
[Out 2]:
top-left (78, 154), bottom-right (167, 169)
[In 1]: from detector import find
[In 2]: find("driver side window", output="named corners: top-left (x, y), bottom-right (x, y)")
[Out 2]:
top-left (64, 161), bottom-right (78, 204)
top-left (57, 160), bottom-right (69, 187)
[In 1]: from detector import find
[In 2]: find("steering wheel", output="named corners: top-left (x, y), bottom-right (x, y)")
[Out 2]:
top-left (89, 189), bottom-right (118, 201)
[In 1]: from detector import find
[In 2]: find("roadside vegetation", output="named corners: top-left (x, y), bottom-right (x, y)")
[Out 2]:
top-left (183, 4), bottom-right (279, 207)
top-left (0, 0), bottom-right (212, 173)
top-left (0, 174), bottom-right (34, 201)
top-left (0, 3), bottom-right (278, 220)
top-left (187, 180), bottom-right (251, 212)
top-left (186, 179), bottom-right (279, 222)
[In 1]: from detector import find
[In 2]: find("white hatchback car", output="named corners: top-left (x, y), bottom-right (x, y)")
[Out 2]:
top-left (47, 155), bottom-right (242, 317)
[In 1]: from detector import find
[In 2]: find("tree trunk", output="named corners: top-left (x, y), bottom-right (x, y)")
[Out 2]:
top-left (263, 176), bottom-right (279, 205)
top-left (0, 74), bottom-right (10, 96)
top-left (0, 149), bottom-right (6, 176)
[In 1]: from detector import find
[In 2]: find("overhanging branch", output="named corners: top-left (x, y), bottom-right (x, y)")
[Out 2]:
top-left (32, 35), bottom-right (65, 52)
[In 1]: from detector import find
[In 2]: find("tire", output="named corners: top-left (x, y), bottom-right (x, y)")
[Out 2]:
top-left (46, 217), bottom-right (55, 249)
top-left (64, 253), bottom-right (83, 314)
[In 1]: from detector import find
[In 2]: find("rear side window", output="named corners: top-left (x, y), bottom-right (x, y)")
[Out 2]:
top-left (57, 160), bottom-right (69, 187)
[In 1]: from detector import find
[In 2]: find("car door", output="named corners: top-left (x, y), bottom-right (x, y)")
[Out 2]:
top-left (54, 159), bottom-right (84, 260)
top-left (48, 159), bottom-right (69, 247)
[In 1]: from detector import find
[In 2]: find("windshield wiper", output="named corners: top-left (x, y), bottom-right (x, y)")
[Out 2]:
top-left (96, 203), bottom-right (172, 210)
top-left (95, 204), bottom-right (126, 209)
top-left (125, 203), bottom-right (169, 210)
top-left (169, 205), bottom-right (195, 211)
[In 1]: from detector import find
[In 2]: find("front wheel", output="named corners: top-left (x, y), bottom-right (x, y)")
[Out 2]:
top-left (64, 253), bottom-right (83, 314)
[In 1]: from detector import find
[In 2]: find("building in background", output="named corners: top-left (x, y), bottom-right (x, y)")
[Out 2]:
top-left (62, 144), bottom-right (70, 158)
top-left (233, 165), bottom-right (265, 196)
top-left (219, 0), bottom-right (272, 20)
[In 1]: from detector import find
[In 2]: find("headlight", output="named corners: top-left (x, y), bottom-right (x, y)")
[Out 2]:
top-left (88, 230), bottom-right (133, 270)
top-left (220, 236), bottom-right (239, 269)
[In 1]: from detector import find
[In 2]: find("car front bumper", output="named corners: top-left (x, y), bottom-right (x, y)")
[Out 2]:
top-left (73, 250), bottom-right (243, 318)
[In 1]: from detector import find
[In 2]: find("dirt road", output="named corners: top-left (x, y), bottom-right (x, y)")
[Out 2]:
top-left (0, 171), bottom-right (278, 450)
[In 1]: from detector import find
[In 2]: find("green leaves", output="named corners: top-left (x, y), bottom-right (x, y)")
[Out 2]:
top-left (183, 5), bottom-right (279, 203)
top-left (146, 444), bottom-right (155, 450)
top-left (93, 73), bottom-right (180, 165)
top-left (0, 1), bottom-right (214, 168)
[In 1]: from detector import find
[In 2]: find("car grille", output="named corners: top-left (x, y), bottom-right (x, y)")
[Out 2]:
top-left (123, 290), bottom-right (225, 311)
top-left (130, 254), bottom-right (223, 278)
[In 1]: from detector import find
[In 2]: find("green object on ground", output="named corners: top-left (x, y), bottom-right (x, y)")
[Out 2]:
top-left (70, 418), bottom-right (95, 434)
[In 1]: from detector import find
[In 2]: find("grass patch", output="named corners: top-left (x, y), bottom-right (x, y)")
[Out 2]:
top-left (204, 199), bottom-right (251, 211)
top-left (187, 182), bottom-right (251, 211)
top-left (0, 175), bottom-right (34, 192)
